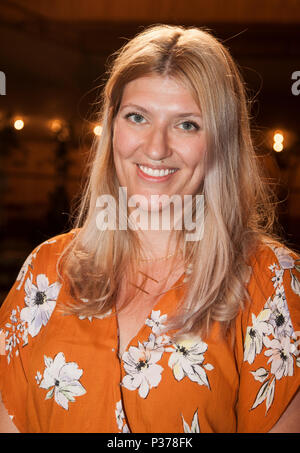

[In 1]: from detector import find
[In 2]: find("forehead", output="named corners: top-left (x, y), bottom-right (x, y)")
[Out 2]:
top-left (120, 74), bottom-right (201, 112)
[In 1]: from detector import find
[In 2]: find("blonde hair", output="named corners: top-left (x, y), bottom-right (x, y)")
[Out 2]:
top-left (58, 24), bottom-right (280, 338)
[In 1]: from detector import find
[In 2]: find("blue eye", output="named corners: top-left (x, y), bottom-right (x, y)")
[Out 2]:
top-left (126, 113), bottom-right (146, 124)
top-left (179, 121), bottom-right (200, 131)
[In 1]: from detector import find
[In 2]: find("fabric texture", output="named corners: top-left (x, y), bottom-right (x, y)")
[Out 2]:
top-left (0, 230), bottom-right (299, 433)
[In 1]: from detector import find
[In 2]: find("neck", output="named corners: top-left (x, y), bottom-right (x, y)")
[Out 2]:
top-left (137, 228), bottom-right (180, 261)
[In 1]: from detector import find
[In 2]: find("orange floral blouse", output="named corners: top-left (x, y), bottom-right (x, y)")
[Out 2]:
top-left (0, 230), bottom-right (299, 433)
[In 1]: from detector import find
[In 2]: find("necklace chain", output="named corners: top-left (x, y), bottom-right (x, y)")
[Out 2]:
top-left (140, 252), bottom-right (177, 263)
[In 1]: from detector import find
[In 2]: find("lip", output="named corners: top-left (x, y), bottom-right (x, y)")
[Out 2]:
top-left (136, 163), bottom-right (178, 182)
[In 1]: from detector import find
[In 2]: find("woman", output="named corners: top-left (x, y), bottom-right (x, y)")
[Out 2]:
top-left (0, 24), bottom-right (299, 433)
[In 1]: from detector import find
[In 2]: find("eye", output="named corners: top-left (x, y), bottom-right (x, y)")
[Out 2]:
top-left (125, 112), bottom-right (146, 124)
top-left (178, 121), bottom-right (200, 132)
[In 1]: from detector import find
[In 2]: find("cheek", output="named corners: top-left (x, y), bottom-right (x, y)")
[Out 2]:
top-left (179, 138), bottom-right (206, 170)
top-left (113, 121), bottom-right (140, 159)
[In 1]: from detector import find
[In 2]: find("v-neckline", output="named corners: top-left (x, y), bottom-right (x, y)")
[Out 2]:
top-left (116, 272), bottom-right (186, 359)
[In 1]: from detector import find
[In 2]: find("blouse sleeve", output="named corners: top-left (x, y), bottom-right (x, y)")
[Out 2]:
top-left (235, 243), bottom-right (300, 433)
top-left (0, 236), bottom-right (63, 432)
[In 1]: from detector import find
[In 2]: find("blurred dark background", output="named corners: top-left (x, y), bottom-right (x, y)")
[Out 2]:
top-left (0, 0), bottom-right (300, 303)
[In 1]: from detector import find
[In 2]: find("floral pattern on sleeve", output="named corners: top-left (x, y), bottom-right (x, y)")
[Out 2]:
top-left (1, 236), bottom-right (62, 364)
top-left (21, 273), bottom-right (61, 338)
top-left (244, 246), bottom-right (300, 414)
top-left (2, 272), bottom-right (61, 364)
top-left (2, 307), bottom-right (28, 363)
top-left (16, 239), bottom-right (56, 291)
top-left (272, 246), bottom-right (300, 295)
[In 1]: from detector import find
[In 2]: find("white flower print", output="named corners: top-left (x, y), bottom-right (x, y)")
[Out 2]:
top-left (3, 307), bottom-right (28, 363)
top-left (251, 376), bottom-right (276, 414)
top-left (153, 333), bottom-right (172, 348)
top-left (166, 336), bottom-right (213, 387)
top-left (273, 284), bottom-right (286, 303)
top-left (244, 308), bottom-right (272, 364)
top-left (115, 400), bottom-right (125, 430)
top-left (250, 329), bottom-right (297, 414)
top-left (294, 331), bottom-right (300, 358)
top-left (247, 246), bottom-right (299, 414)
top-left (39, 352), bottom-right (86, 410)
top-left (35, 371), bottom-right (42, 385)
top-left (122, 424), bottom-right (130, 433)
top-left (271, 268), bottom-right (284, 289)
top-left (268, 263), bottom-right (278, 273)
top-left (265, 292), bottom-right (294, 339)
top-left (122, 338), bottom-right (164, 399)
top-left (20, 273), bottom-right (61, 338)
top-left (145, 310), bottom-right (167, 335)
top-left (263, 335), bottom-right (296, 380)
top-left (182, 409), bottom-right (200, 433)
top-left (270, 246), bottom-right (300, 296)
top-left (290, 271), bottom-right (300, 296)
top-left (273, 247), bottom-right (295, 270)
top-left (143, 332), bottom-right (170, 350)
top-left (250, 367), bottom-right (269, 383)
top-left (115, 400), bottom-right (130, 433)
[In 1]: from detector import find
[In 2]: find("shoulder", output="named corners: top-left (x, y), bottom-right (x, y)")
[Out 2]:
top-left (247, 237), bottom-right (299, 272)
top-left (234, 239), bottom-right (300, 431)
top-left (242, 238), bottom-right (300, 360)
top-left (13, 229), bottom-right (79, 293)
top-left (246, 239), bottom-right (300, 302)
top-left (239, 238), bottom-right (300, 362)
top-left (30, 228), bottom-right (79, 258)
top-left (24, 229), bottom-right (78, 265)
top-left (0, 229), bottom-right (79, 343)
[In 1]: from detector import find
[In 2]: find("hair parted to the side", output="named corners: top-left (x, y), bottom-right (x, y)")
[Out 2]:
top-left (57, 24), bottom-right (282, 338)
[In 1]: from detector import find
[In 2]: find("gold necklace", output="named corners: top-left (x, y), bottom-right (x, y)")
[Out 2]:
top-left (140, 251), bottom-right (178, 263)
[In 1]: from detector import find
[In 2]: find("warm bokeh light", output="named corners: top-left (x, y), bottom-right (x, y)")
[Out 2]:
top-left (13, 119), bottom-right (24, 130)
top-left (49, 119), bottom-right (63, 133)
top-left (273, 130), bottom-right (284, 152)
top-left (273, 142), bottom-right (283, 152)
top-left (274, 132), bottom-right (284, 143)
top-left (93, 124), bottom-right (102, 136)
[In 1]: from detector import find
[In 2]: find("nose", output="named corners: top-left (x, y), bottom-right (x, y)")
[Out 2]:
top-left (144, 125), bottom-right (171, 162)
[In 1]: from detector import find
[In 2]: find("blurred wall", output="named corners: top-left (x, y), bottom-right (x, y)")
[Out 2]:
top-left (0, 0), bottom-right (300, 302)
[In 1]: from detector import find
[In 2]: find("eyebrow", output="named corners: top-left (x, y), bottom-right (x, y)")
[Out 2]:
top-left (119, 103), bottom-right (202, 118)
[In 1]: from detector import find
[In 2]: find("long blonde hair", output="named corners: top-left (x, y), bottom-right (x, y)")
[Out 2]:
top-left (58, 24), bottom-right (280, 338)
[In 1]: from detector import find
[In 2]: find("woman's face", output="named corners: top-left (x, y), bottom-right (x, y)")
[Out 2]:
top-left (112, 74), bottom-right (206, 212)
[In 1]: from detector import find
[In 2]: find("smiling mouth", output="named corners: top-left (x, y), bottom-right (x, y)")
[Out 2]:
top-left (137, 164), bottom-right (178, 178)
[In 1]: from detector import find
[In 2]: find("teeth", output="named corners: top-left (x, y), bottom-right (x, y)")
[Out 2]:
top-left (138, 165), bottom-right (177, 177)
